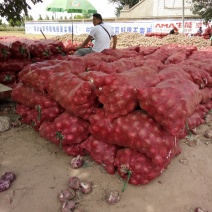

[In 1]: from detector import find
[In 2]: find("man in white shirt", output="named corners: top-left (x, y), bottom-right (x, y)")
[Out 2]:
top-left (75, 13), bottom-right (117, 56)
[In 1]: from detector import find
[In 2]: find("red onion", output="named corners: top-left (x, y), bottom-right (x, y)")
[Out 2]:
top-left (1, 172), bottom-right (16, 182)
top-left (80, 181), bottom-right (92, 194)
top-left (105, 190), bottom-right (121, 205)
top-left (70, 155), bottom-right (84, 169)
top-left (58, 189), bottom-right (76, 202)
top-left (195, 207), bottom-right (208, 212)
top-left (0, 179), bottom-right (10, 192)
top-left (62, 200), bottom-right (75, 212)
top-left (69, 177), bottom-right (81, 190)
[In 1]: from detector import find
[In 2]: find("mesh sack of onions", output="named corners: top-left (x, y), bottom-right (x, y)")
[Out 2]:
top-left (12, 83), bottom-right (59, 108)
top-left (80, 135), bottom-right (120, 174)
top-left (63, 144), bottom-right (85, 157)
top-left (90, 56), bottom-right (143, 74)
top-left (182, 59), bottom-right (212, 77)
top-left (19, 60), bottom-right (86, 92)
top-left (137, 78), bottom-right (202, 136)
top-left (144, 49), bottom-right (169, 63)
top-left (200, 88), bottom-right (212, 104)
top-left (158, 66), bottom-right (193, 82)
top-left (86, 66), bottom-right (159, 120)
top-left (114, 147), bottom-right (180, 185)
top-left (101, 48), bottom-right (140, 59)
top-left (47, 72), bottom-right (99, 120)
top-left (0, 43), bottom-right (12, 60)
top-left (0, 59), bottom-right (31, 73)
top-left (24, 106), bottom-right (64, 131)
top-left (177, 64), bottom-right (212, 88)
top-left (39, 111), bottom-right (89, 146)
top-left (89, 109), bottom-right (181, 167)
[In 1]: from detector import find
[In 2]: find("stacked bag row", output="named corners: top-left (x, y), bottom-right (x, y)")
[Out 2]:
top-left (0, 36), bottom-right (93, 88)
top-left (11, 43), bottom-right (212, 186)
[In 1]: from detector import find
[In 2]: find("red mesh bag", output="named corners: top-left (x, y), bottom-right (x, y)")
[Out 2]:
top-left (80, 135), bottom-right (120, 175)
top-left (12, 83), bottom-right (59, 108)
top-left (89, 109), bottom-right (181, 167)
top-left (20, 60), bottom-right (86, 91)
top-left (137, 79), bottom-right (202, 136)
top-left (39, 111), bottom-right (89, 146)
top-left (115, 147), bottom-right (180, 185)
top-left (87, 67), bottom-right (159, 120)
top-left (0, 71), bottom-right (16, 84)
top-left (47, 72), bottom-right (99, 120)
top-left (62, 144), bottom-right (85, 157)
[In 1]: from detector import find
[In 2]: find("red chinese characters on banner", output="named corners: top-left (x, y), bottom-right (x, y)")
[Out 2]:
top-left (154, 20), bottom-right (204, 33)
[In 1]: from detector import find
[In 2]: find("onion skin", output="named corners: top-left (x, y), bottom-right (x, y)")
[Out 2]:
top-left (80, 181), bottom-right (92, 194)
top-left (69, 177), bottom-right (81, 190)
top-left (0, 179), bottom-right (10, 192)
top-left (70, 155), bottom-right (84, 169)
top-left (1, 172), bottom-right (16, 182)
top-left (105, 190), bottom-right (121, 205)
top-left (62, 200), bottom-right (75, 212)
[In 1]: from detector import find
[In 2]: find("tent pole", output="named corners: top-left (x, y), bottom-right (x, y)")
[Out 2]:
top-left (72, 13), bottom-right (73, 43)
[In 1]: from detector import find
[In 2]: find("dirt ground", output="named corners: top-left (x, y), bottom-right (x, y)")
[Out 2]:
top-left (0, 99), bottom-right (212, 212)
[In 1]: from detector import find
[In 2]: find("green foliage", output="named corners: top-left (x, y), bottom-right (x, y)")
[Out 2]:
top-left (108, 0), bottom-right (139, 16)
top-left (188, 0), bottom-right (212, 23)
top-left (38, 14), bottom-right (43, 20)
top-left (0, 18), bottom-right (2, 25)
top-left (0, 0), bottom-right (43, 22)
top-left (45, 15), bottom-right (50, 20)
top-left (9, 19), bottom-right (15, 27)
top-left (74, 14), bottom-right (92, 19)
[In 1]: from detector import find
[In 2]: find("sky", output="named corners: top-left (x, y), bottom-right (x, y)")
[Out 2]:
top-left (27, 0), bottom-right (117, 20)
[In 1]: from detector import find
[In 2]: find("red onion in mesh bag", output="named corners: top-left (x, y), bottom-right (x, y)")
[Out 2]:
top-left (89, 109), bottom-right (181, 167)
top-left (80, 135), bottom-right (119, 174)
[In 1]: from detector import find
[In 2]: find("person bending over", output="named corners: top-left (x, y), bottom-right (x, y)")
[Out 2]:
top-left (75, 13), bottom-right (117, 56)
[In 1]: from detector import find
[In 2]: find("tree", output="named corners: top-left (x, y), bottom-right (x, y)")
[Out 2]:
top-left (188, 0), bottom-right (212, 24)
top-left (9, 19), bottom-right (15, 27)
top-left (0, 0), bottom-right (43, 22)
top-left (108, 0), bottom-right (139, 16)
top-left (45, 15), bottom-right (50, 20)
top-left (38, 14), bottom-right (43, 20)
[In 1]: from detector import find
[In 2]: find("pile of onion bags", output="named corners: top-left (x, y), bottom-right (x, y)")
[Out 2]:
top-left (89, 109), bottom-right (181, 167)
top-left (39, 111), bottom-right (89, 147)
top-left (85, 66), bottom-right (160, 120)
top-left (80, 135), bottom-right (120, 174)
top-left (3, 38), bottom-right (30, 59)
top-left (12, 83), bottom-right (64, 130)
top-left (102, 48), bottom-right (140, 59)
top-left (115, 148), bottom-right (169, 185)
top-left (90, 56), bottom-right (144, 74)
top-left (19, 60), bottom-right (86, 92)
top-left (137, 79), bottom-right (202, 136)
top-left (169, 64), bottom-right (212, 88)
top-left (21, 106), bottom-right (64, 131)
top-left (144, 49), bottom-right (169, 63)
top-left (47, 72), bottom-right (99, 120)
